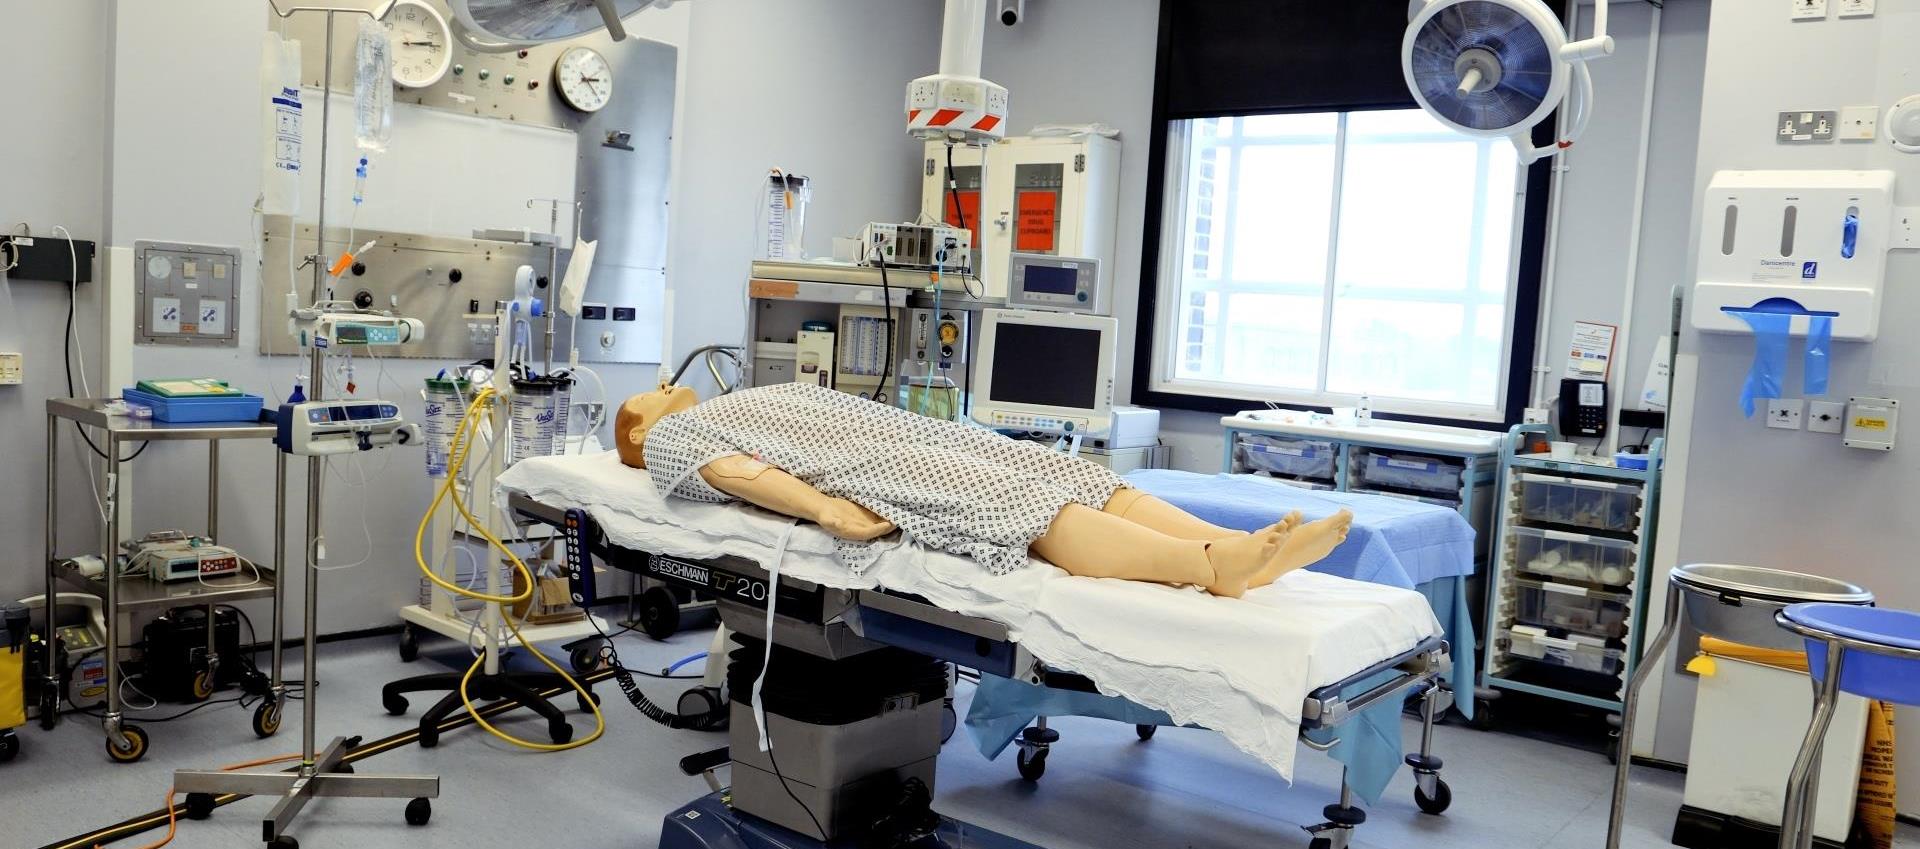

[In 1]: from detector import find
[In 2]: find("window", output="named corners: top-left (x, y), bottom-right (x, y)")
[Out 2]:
top-left (1148, 108), bottom-right (1528, 422)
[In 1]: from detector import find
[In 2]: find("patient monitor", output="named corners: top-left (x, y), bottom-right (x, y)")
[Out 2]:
top-left (970, 308), bottom-right (1117, 436)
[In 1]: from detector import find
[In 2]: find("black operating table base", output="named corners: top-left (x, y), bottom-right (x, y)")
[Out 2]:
top-left (380, 669), bottom-right (594, 748)
top-left (659, 791), bottom-right (1041, 849)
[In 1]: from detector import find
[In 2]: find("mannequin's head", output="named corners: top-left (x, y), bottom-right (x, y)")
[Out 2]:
top-left (615, 383), bottom-right (701, 468)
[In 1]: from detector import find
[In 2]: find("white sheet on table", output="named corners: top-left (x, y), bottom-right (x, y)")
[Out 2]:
top-left (498, 451), bottom-right (1442, 781)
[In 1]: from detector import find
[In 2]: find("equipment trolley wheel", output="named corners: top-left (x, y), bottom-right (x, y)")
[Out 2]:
top-left (549, 720), bottom-right (574, 745)
top-left (405, 797), bottom-right (432, 826)
top-left (1415, 778), bottom-right (1453, 815)
top-left (37, 690), bottom-right (59, 730)
top-left (107, 726), bottom-right (149, 763)
top-left (1136, 724), bottom-right (1157, 741)
top-left (941, 704), bottom-right (958, 744)
top-left (569, 641), bottom-right (604, 673)
top-left (577, 689), bottom-right (601, 713)
top-left (183, 792), bottom-right (216, 820)
top-left (1308, 838), bottom-right (1334, 849)
top-left (267, 835), bottom-right (299, 849)
top-left (191, 669), bottom-right (216, 701)
top-left (0, 729), bottom-right (18, 762)
top-left (383, 691), bottom-right (410, 716)
top-left (252, 700), bottom-right (283, 738)
top-left (398, 626), bottom-right (419, 663)
top-left (1015, 748), bottom-right (1048, 782)
top-left (638, 587), bottom-right (681, 641)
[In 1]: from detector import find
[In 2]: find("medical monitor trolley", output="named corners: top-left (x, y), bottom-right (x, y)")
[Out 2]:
top-left (969, 308), bottom-right (1118, 437)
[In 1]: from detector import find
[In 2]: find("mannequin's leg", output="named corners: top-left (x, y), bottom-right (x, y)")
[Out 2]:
top-left (1101, 489), bottom-right (1275, 540)
top-left (1249, 509), bottom-right (1356, 588)
top-left (1031, 504), bottom-right (1290, 598)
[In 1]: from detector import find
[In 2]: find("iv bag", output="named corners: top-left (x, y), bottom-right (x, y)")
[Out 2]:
top-left (354, 16), bottom-right (394, 153)
top-left (259, 33), bottom-right (304, 216)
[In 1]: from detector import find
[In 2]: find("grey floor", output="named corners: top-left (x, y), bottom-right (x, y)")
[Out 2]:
top-left (3, 627), bottom-right (1912, 849)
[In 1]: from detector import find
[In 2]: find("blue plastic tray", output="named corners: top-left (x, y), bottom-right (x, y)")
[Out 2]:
top-left (122, 387), bottom-right (265, 424)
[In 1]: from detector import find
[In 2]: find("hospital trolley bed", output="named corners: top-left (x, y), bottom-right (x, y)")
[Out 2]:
top-left (499, 453), bottom-right (1454, 849)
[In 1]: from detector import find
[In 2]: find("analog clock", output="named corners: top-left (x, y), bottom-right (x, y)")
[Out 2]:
top-left (387, 0), bottom-right (453, 89)
top-left (554, 46), bottom-right (613, 113)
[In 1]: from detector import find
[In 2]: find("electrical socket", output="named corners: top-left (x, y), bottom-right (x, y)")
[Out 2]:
top-left (1839, 0), bottom-right (1875, 17)
top-left (1809, 400), bottom-right (1847, 433)
top-left (1840, 105), bottom-right (1879, 141)
top-left (1524, 407), bottom-right (1550, 425)
top-left (1793, 0), bottom-right (1829, 19)
top-left (1767, 399), bottom-right (1805, 430)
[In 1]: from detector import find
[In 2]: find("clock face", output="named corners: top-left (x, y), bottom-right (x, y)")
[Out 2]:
top-left (387, 0), bottom-right (452, 89)
top-left (554, 47), bottom-right (613, 113)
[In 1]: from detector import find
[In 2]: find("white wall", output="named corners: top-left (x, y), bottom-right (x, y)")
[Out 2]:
top-left (0, 0), bottom-right (120, 608)
top-left (1655, 0), bottom-right (1920, 812)
top-left (665, 0), bottom-right (941, 395)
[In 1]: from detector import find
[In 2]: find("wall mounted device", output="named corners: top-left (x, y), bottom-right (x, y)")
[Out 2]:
top-left (860, 222), bottom-right (973, 274)
top-left (1844, 396), bottom-right (1898, 451)
top-left (134, 241), bottom-right (241, 348)
top-left (908, 308), bottom-right (968, 366)
top-left (292, 311), bottom-right (427, 349)
top-left (906, 0), bottom-right (1009, 143)
top-left (923, 134), bottom-right (1120, 298)
top-left (1692, 170), bottom-right (1909, 341)
top-left (834, 305), bottom-right (892, 400)
top-left (1403, 0), bottom-right (1615, 162)
top-left (275, 399), bottom-right (420, 456)
top-left (1558, 378), bottom-right (1609, 440)
top-left (971, 308), bottom-right (1118, 436)
top-left (1007, 253), bottom-right (1105, 315)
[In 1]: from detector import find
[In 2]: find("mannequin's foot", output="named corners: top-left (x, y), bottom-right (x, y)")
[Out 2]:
top-left (1251, 509), bottom-right (1355, 587)
top-left (1205, 523), bottom-right (1292, 598)
top-left (1210, 511), bottom-right (1302, 542)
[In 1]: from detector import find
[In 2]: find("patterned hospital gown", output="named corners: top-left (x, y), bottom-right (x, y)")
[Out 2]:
top-left (643, 382), bottom-right (1127, 575)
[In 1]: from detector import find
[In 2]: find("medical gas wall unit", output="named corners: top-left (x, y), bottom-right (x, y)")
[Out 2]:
top-left (921, 135), bottom-right (1121, 299)
top-left (1691, 170), bottom-right (1904, 341)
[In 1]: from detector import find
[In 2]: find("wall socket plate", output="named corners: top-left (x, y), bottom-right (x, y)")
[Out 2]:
top-left (1793, 0), bottom-right (1829, 19)
top-left (1840, 105), bottom-right (1879, 141)
top-left (1845, 396), bottom-right (1898, 450)
top-left (1838, 0), bottom-right (1875, 17)
top-left (1779, 111), bottom-right (1838, 143)
top-left (1767, 399), bottom-right (1806, 430)
top-left (1809, 400), bottom-right (1847, 433)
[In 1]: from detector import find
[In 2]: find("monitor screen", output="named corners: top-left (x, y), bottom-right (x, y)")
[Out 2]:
top-left (988, 323), bottom-right (1102, 410)
top-left (1022, 264), bottom-right (1079, 296)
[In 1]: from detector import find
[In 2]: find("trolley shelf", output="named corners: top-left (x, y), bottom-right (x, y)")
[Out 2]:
top-left (45, 398), bottom-right (275, 441)
top-left (55, 561), bottom-right (278, 612)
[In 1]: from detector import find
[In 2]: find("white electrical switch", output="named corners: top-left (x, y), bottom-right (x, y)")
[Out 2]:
top-left (1840, 106), bottom-right (1879, 141)
top-left (1809, 400), bottom-right (1847, 433)
top-left (1844, 396), bottom-right (1898, 450)
top-left (1793, 0), bottom-right (1829, 19)
top-left (1767, 399), bottom-right (1805, 430)
top-left (1839, 0), bottom-right (1875, 17)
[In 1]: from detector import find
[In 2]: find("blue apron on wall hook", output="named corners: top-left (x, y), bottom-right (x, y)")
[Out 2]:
top-left (1722, 299), bottom-right (1838, 418)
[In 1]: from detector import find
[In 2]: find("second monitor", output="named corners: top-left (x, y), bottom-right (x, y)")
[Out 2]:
top-left (970, 308), bottom-right (1118, 437)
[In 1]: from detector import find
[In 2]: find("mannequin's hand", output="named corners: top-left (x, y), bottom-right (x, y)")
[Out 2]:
top-left (816, 498), bottom-right (895, 541)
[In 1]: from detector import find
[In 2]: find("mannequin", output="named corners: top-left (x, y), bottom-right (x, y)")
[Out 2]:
top-left (616, 383), bottom-right (1352, 599)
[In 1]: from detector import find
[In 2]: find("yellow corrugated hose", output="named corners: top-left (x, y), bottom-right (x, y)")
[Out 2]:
top-left (414, 386), bottom-right (604, 751)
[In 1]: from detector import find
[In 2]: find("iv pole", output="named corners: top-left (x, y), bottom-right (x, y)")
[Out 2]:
top-left (173, 3), bottom-right (439, 846)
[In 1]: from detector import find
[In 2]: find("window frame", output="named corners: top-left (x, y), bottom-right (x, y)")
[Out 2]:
top-left (1142, 110), bottom-right (1534, 423)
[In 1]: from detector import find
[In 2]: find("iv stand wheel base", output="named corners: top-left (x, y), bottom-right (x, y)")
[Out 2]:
top-left (184, 792), bottom-right (217, 820)
top-left (397, 626), bottom-right (419, 663)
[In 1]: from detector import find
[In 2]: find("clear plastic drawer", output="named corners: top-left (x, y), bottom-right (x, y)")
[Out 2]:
top-left (1505, 627), bottom-right (1623, 676)
top-left (1511, 526), bottom-right (1638, 588)
top-left (1358, 451), bottom-right (1463, 494)
top-left (1514, 578), bottom-right (1629, 641)
top-left (1237, 435), bottom-right (1336, 481)
top-left (1516, 473), bottom-right (1641, 535)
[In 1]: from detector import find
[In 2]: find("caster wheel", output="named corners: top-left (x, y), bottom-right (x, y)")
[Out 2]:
top-left (1308, 839), bottom-right (1333, 849)
top-left (334, 762), bottom-right (354, 775)
top-left (183, 792), bottom-right (216, 820)
top-left (1415, 778), bottom-right (1453, 815)
top-left (549, 721), bottom-right (574, 745)
top-left (268, 835), bottom-right (299, 849)
top-left (1015, 748), bottom-right (1048, 782)
top-left (383, 692), bottom-right (409, 716)
top-left (638, 587), bottom-right (681, 641)
top-left (107, 726), bottom-right (150, 764)
top-left (0, 730), bottom-right (18, 762)
top-left (252, 701), bottom-right (283, 738)
top-left (398, 627), bottom-right (419, 663)
top-left (418, 723), bottom-right (439, 749)
top-left (1136, 724), bottom-right (1158, 741)
top-left (38, 691), bottom-right (59, 730)
top-left (1469, 699), bottom-right (1495, 731)
top-left (569, 642), bottom-right (604, 673)
top-left (191, 670), bottom-right (216, 701)
top-left (405, 797), bottom-right (432, 826)
top-left (577, 690), bottom-right (601, 713)
top-left (941, 704), bottom-right (958, 744)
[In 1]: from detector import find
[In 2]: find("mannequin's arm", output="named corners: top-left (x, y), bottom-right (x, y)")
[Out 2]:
top-left (698, 454), bottom-right (896, 541)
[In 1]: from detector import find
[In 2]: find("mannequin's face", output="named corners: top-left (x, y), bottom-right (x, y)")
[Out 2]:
top-left (614, 384), bottom-right (700, 469)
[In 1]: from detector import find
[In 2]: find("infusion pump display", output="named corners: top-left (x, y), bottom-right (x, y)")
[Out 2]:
top-left (1007, 253), bottom-right (1105, 315)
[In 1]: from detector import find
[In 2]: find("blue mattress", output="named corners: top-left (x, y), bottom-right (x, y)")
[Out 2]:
top-left (963, 469), bottom-right (1481, 806)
